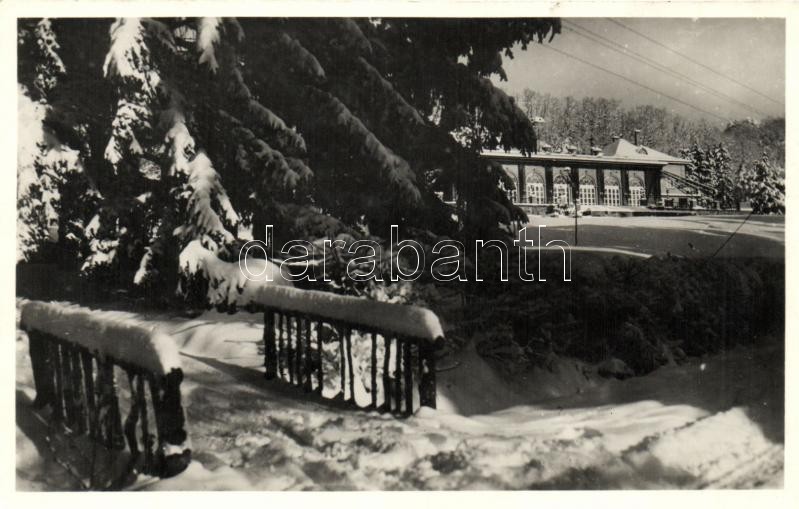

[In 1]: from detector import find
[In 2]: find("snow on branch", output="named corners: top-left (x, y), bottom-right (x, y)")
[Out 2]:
top-left (273, 31), bottom-right (326, 82)
top-left (355, 56), bottom-right (425, 126)
top-left (20, 301), bottom-right (182, 376)
top-left (227, 64), bottom-right (307, 154)
top-left (164, 102), bottom-right (238, 254)
top-left (197, 17), bottom-right (222, 72)
top-left (310, 88), bottom-right (421, 205)
top-left (219, 110), bottom-right (312, 191)
top-left (103, 18), bottom-right (161, 169)
top-left (33, 18), bottom-right (66, 98)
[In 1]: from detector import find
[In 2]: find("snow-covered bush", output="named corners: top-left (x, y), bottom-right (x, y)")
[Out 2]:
top-left (467, 254), bottom-right (784, 375)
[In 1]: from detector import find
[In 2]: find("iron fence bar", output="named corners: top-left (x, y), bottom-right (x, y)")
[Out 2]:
top-left (304, 318), bottom-right (313, 392)
top-left (394, 338), bottom-right (402, 415)
top-left (403, 340), bottom-right (413, 417)
top-left (345, 327), bottom-right (355, 403)
top-left (316, 320), bottom-right (324, 395)
top-left (370, 333), bottom-right (378, 409)
top-left (264, 310), bottom-right (277, 380)
top-left (382, 336), bottom-right (392, 413)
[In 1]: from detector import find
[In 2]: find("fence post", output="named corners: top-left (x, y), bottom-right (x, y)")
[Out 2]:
top-left (419, 341), bottom-right (437, 410)
top-left (28, 331), bottom-right (55, 409)
top-left (264, 310), bottom-right (277, 380)
top-left (157, 368), bottom-right (191, 478)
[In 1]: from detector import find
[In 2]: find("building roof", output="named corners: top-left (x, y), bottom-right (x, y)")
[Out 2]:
top-left (601, 138), bottom-right (687, 164)
top-left (482, 138), bottom-right (689, 167)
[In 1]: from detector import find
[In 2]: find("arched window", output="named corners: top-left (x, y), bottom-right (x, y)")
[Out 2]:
top-left (553, 174), bottom-right (572, 205)
top-left (629, 176), bottom-right (645, 207)
top-left (525, 174), bottom-right (546, 204)
top-left (604, 175), bottom-right (621, 207)
top-left (579, 175), bottom-right (596, 206)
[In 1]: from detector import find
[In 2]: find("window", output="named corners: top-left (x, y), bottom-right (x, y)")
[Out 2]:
top-left (554, 184), bottom-right (571, 205)
top-left (629, 177), bottom-right (645, 207)
top-left (526, 175), bottom-right (546, 204)
top-left (604, 175), bottom-right (621, 207)
top-left (553, 175), bottom-right (571, 205)
top-left (605, 186), bottom-right (620, 207)
top-left (579, 175), bottom-right (596, 206)
top-left (629, 187), bottom-right (645, 206)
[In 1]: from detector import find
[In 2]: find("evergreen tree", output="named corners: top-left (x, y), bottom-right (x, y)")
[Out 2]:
top-left (17, 19), bottom-right (94, 264)
top-left (17, 17), bottom-right (561, 298)
top-left (680, 142), bottom-right (737, 209)
top-left (741, 153), bottom-right (785, 215)
top-left (708, 143), bottom-right (736, 209)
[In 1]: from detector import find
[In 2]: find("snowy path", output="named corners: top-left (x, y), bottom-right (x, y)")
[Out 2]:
top-left (16, 309), bottom-right (784, 490)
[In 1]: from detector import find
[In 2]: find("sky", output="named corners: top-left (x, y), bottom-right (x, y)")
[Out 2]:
top-left (494, 18), bottom-right (785, 126)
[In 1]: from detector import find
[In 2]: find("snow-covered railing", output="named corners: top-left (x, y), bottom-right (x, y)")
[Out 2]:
top-left (20, 301), bottom-right (191, 485)
top-left (251, 286), bottom-right (444, 416)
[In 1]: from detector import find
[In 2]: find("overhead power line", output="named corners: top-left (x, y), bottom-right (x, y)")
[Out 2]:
top-left (606, 18), bottom-right (784, 108)
top-left (563, 21), bottom-right (772, 118)
top-left (541, 44), bottom-right (730, 123)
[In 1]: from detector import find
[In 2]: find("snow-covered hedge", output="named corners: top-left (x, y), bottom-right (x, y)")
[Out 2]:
top-left (20, 301), bottom-right (181, 375)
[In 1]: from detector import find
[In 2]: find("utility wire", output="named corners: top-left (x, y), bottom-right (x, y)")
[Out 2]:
top-left (563, 21), bottom-right (772, 118)
top-left (710, 211), bottom-right (754, 258)
top-left (542, 44), bottom-right (730, 122)
top-left (607, 18), bottom-right (784, 108)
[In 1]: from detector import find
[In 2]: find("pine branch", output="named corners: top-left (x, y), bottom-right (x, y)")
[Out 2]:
top-left (217, 109), bottom-right (312, 194)
top-left (306, 87), bottom-right (421, 205)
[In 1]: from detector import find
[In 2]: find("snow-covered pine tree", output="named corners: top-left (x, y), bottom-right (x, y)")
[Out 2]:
top-left (681, 142), bottom-right (737, 208)
top-left (17, 19), bottom-right (92, 264)
top-left (17, 87), bottom-right (50, 262)
top-left (17, 17), bottom-right (561, 302)
top-left (681, 144), bottom-right (711, 186)
top-left (741, 153), bottom-right (785, 215)
top-left (709, 143), bottom-right (736, 209)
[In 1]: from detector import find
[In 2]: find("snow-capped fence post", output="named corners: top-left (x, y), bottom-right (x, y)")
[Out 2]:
top-left (21, 301), bottom-right (191, 486)
top-left (244, 286), bottom-right (445, 417)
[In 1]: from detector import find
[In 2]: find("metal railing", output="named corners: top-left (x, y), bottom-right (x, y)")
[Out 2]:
top-left (20, 302), bottom-right (191, 487)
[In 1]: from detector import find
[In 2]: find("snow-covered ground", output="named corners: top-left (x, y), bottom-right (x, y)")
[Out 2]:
top-left (16, 307), bottom-right (783, 490)
top-left (528, 214), bottom-right (784, 258)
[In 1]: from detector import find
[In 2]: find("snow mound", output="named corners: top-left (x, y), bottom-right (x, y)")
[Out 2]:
top-left (20, 301), bottom-right (181, 375)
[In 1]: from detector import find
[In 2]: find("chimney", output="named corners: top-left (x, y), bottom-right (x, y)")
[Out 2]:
top-left (634, 129), bottom-right (641, 146)
top-left (612, 134), bottom-right (620, 142)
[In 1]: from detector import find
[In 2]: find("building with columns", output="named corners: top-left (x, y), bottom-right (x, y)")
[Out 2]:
top-left (477, 137), bottom-right (701, 214)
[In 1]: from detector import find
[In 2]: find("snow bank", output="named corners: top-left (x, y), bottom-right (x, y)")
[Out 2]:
top-left (20, 301), bottom-right (181, 375)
